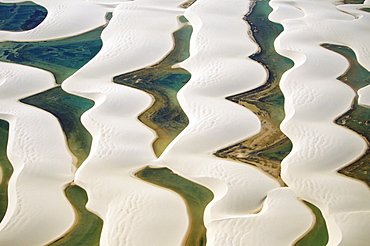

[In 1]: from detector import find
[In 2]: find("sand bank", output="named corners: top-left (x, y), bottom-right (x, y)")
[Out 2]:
top-left (1, 0), bottom-right (369, 244)
top-left (206, 188), bottom-right (312, 246)
top-left (0, 0), bottom-right (107, 41)
top-left (270, 0), bottom-right (370, 244)
top-left (0, 62), bottom-right (75, 245)
top-left (0, 1), bottom-right (110, 243)
top-left (62, 0), bottom-right (192, 245)
top-left (153, 0), bottom-right (313, 244)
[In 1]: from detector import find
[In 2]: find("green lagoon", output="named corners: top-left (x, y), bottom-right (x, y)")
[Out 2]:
top-left (114, 19), bottom-right (192, 157)
top-left (0, 26), bottom-right (103, 84)
top-left (114, 17), bottom-right (215, 245)
top-left (0, 18), bottom-right (104, 168)
top-left (0, 12), bottom-right (105, 243)
top-left (47, 184), bottom-right (103, 246)
top-left (342, 0), bottom-right (365, 4)
top-left (215, 0), bottom-right (293, 185)
top-left (0, 120), bottom-right (12, 223)
top-left (1, 26), bottom-right (105, 167)
top-left (20, 87), bottom-right (94, 168)
top-left (180, 0), bottom-right (198, 8)
top-left (136, 166), bottom-right (213, 246)
top-left (322, 44), bottom-right (370, 186)
top-left (295, 201), bottom-right (329, 246)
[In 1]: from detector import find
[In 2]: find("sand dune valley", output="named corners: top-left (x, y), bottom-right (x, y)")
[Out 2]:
top-left (0, 0), bottom-right (369, 245)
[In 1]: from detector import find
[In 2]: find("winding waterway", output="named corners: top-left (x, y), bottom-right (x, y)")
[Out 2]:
top-left (113, 17), bottom-right (191, 157)
top-left (215, 0), bottom-right (293, 185)
top-left (136, 167), bottom-right (213, 246)
top-left (1, 0), bottom-right (368, 245)
top-left (47, 184), bottom-right (103, 246)
top-left (322, 44), bottom-right (370, 186)
top-left (0, 120), bottom-right (12, 223)
top-left (0, 3), bottom-right (105, 243)
top-left (114, 16), bottom-right (214, 245)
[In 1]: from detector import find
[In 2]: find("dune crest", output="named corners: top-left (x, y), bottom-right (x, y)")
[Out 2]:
top-left (0, 0), bottom-right (369, 245)
top-left (0, 62), bottom-right (75, 245)
top-left (270, 0), bottom-right (370, 244)
top-left (62, 0), bottom-right (193, 245)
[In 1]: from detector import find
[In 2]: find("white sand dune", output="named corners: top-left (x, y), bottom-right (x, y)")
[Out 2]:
top-left (270, 0), bottom-right (370, 244)
top-left (0, 0), bottom-right (369, 245)
top-left (154, 0), bottom-right (313, 244)
top-left (206, 188), bottom-right (312, 246)
top-left (0, 62), bottom-right (75, 245)
top-left (0, 0), bottom-right (108, 41)
top-left (62, 0), bottom-right (191, 245)
top-left (160, 0), bottom-right (279, 219)
top-left (0, 1), bottom-right (113, 244)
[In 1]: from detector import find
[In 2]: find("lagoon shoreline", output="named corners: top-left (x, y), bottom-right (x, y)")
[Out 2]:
top-left (0, 0), bottom-right (369, 245)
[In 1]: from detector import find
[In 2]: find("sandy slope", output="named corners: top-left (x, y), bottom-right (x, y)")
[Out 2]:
top-left (270, 0), bottom-right (370, 244)
top-left (62, 0), bottom-right (192, 245)
top-left (155, 0), bottom-right (313, 245)
top-left (0, 62), bottom-right (75, 245)
top-left (0, 0), bottom-right (107, 41)
top-left (0, 0), bottom-right (369, 245)
top-left (0, 1), bottom-right (112, 244)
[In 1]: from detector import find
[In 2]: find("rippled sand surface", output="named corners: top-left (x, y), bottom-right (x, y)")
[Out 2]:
top-left (0, 0), bottom-right (369, 245)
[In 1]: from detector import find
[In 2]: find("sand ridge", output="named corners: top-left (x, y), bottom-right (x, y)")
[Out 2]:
top-left (62, 0), bottom-right (192, 245)
top-left (0, 0), bottom-right (107, 42)
top-left (270, 0), bottom-right (370, 244)
top-left (0, 0), bottom-right (369, 245)
top-left (0, 62), bottom-right (75, 245)
top-left (154, 0), bottom-right (314, 245)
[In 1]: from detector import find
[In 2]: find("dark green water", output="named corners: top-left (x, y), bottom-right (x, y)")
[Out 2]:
top-left (215, 0), bottom-right (293, 184)
top-left (0, 14), bottom-right (105, 242)
top-left (114, 21), bottom-right (192, 157)
top-left (322, 44), bottom-right (370, 186)
top-left (343, 0), bottom-right (365, 4)
top-left (117, 16), bottom-right (213, 245)
top-left (0, 26), bottom-right (103, 84)
top-left (20, 86), bottom-right (94, 168)
top-left (180, 0), bottom-right (197, 8)
top-left (47, 184), bottom-right (103, 246)
top-left (0, 120), bottom-right (13, 223)
top-left (136, 167), bottom-right (213, 246)
top-left (322, 44), bottom-right (369, 91)
top-left (295, 201), bottom-right (329, 246)
top-left (0, 1), bottom-right (47, 31)
top-left (0, 24), bottom-right (104, 167)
